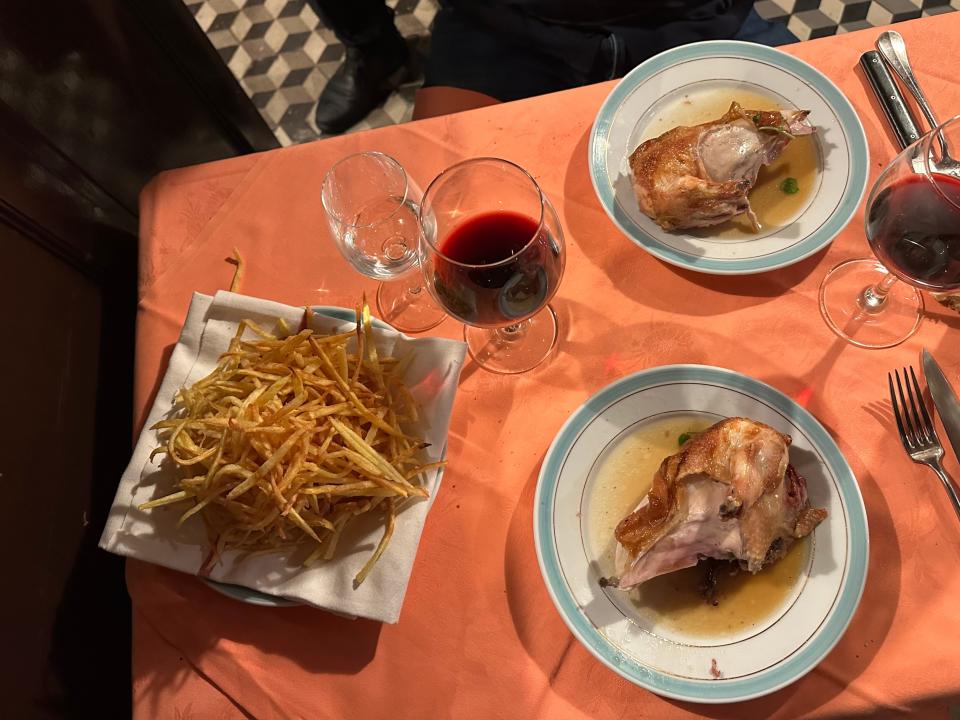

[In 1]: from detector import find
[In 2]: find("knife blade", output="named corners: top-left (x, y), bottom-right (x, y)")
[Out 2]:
top-left (859, 50), bottom-right (923, 150)
top-left (922, 348), bottom-right (960, 463)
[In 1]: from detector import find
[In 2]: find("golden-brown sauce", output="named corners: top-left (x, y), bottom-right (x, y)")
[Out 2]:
top-left (632, 536), bottom-right (808, 638)
top-left (588, 415), bottom-right (809, 638)
top-left (638, 88), bottom-right (820, 240)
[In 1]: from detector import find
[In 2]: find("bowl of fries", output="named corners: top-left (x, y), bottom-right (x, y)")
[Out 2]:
top-left (101, 292), bottom-right (466, 621)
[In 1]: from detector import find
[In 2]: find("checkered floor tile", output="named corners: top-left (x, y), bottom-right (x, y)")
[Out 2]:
top-left (184, 0), bottom-right (436, 145)
top-left (185, 0), bottom-right (957, 146)
top-left (756, 0), bottom-right (959, 36)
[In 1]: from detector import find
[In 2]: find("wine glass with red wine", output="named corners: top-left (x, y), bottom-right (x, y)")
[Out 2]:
top-left (819, 115), bottom-right (960, 348)
top-left (418, 158), bottom-right (566, 374)
top-left (321, 152), bottom-right (445, 333)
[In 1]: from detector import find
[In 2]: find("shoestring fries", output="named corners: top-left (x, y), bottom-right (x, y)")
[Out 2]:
top-left (139, 303), bottom-right (440, 587)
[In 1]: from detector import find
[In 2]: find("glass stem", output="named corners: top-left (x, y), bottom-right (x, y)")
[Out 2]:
top-left (857, 272), bottom-right (899, 315)
top-left (495, 319), bottom-right (529, 344)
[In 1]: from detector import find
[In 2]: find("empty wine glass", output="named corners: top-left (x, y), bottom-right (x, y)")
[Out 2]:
top-left (819, 115), bottom-right (960, 348)
top-left (418, 157), bottom-right (566, 374)
top-left (321, 151), bottom-right (445, 333)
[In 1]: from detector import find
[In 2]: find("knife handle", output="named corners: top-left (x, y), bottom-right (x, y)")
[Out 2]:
top-left (860, 50), bottom-right (922, 150)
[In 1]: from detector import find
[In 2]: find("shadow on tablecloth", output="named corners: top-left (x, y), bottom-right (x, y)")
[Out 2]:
top-left (129, 560), bottom-right (383, 718)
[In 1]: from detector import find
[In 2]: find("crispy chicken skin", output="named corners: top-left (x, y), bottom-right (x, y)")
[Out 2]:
top-left (610, 418), bottom-right (827, 590)
top-left (628, 102), bottom-right (814, 231)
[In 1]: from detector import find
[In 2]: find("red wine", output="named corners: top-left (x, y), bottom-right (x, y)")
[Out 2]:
top-left (432, 210), bottom-right (561, 326)
top-left (441, 210), bottom-right (536, 265)
top-left (868, 173), bottom-right (960, 290)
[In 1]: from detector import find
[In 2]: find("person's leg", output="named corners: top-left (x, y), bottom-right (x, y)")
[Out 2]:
top-left (309, 0), bottom-right (408, 134)
top-left (311, 0), bottom-right (399, 48)
top-left (733, 7), bottom-right (798, 47)
top-left (421, 5), bottom-right (592, 105)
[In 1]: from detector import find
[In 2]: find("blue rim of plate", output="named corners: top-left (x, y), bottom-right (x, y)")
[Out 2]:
top-left (533, 365), bottom-right (869, 702)
top-left (588, 40), bottom-right (870, 274)
top-left (203, 305), bottom-right (391, 608)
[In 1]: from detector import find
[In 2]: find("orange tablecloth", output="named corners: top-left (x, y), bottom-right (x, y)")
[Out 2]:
top-left (130, 15), bottom-right (960, 719)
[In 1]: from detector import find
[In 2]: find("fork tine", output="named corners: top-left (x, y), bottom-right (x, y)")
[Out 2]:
top-left (894, 369), bottom-right (917, 447)
top-left (908, 365), bottom-right (936, 442)
top-left (888, 372), bottom-right (910, 449)
top-left (902, 366), bottom-right (928, 444)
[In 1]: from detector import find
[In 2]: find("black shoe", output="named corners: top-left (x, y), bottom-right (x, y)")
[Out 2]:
top-left (315, 38), bottom-right (408, 134)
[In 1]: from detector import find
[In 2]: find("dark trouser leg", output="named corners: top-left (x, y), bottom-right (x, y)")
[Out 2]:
top-left (734, 8), bottom-right (799, 46)
top-left (308, 0), bottom-right (400, 48)
top-left (423, 6), bottom-right (596, 103)
top-left (309, 0), bottom-right (408, 133)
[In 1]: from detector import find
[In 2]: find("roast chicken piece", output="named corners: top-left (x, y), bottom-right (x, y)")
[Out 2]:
top-left (609, 417), bottom-right (826, 590)
top-left (628, 102), bottom-right (814, 231)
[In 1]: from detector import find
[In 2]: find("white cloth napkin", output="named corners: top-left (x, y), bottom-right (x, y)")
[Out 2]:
top-left (100, 291), bottom-right (466, 623)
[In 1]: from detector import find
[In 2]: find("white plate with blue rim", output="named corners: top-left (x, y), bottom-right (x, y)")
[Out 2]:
top-left (533, 365), bottom-right (868, 702)
top-left (589, 41), bottom-right (869, 275)
top-left (203, 305), bottom-right (393, 609)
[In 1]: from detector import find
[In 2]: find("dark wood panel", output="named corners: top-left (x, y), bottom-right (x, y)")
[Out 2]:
top-left (0, 1), bottom-right (280, 716)
top-left (0, 229), bottom-right (123, 717)
top-left (0, 0), bottom-right (278, 216)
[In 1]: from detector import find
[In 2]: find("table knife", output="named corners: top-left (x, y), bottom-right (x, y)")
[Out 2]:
top-left (922, 348), bottom-right (960, 463)
top-left (859, 50), bottom-right (922, 150)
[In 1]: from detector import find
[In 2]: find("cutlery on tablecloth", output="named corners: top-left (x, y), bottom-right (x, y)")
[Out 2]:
top-left (922, 348), bottom-right (960, 465)
top-left (877, 30), bottom-right (960, 177)
top-left (888, 365), bottom-right (960, 522)
top-left (860, 50), bottom-right (922, 150)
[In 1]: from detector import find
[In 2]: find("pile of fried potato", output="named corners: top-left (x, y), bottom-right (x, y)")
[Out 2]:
top-left (140, 304), bottom-right (439, 587)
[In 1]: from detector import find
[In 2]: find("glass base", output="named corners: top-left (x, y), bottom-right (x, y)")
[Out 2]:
top-left (818, 258), bottom-right (924, 349)
top-left (376, 279), bottom-right (445, 334)
top-left (464, 305), bottom-right (559, 374)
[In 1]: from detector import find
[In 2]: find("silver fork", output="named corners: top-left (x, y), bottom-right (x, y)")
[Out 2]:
top-left (888, 366), bottom-right (960, 522)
